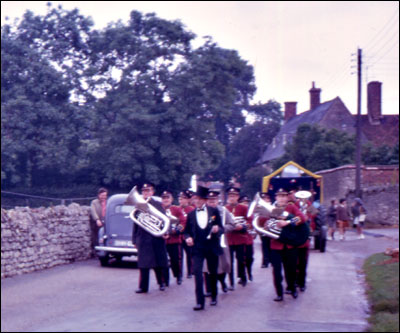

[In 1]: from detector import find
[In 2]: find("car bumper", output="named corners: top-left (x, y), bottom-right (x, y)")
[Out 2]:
top-left (95, 246), bottom-right (138, 255)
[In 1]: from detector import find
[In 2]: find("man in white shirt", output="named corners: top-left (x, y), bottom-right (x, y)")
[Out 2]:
top-left (184, 186), bottom-right (223, 311)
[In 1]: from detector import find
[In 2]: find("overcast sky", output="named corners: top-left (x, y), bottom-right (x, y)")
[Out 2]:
top-left (2, 1), bottom-right (399, 115)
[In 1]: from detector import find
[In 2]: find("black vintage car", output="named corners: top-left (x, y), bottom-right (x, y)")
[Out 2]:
top-left (95, 194), bottom-right (138, 266)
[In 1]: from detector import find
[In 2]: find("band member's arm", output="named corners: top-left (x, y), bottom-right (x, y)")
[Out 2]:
top-left (211, 208), bottom-right (224, 236)
top-left (183, 212), bottom-right (194, 246)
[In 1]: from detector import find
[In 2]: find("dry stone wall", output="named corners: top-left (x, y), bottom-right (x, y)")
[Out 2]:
top-left (1, 204), bottom-right (92, 278)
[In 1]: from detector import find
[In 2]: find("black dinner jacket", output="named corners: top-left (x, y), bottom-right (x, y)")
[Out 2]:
top-left (184, 206), bottom-right (224, 256)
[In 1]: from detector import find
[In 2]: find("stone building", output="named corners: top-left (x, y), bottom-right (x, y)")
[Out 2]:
top-left (259, 81), bottom-right (399, 165)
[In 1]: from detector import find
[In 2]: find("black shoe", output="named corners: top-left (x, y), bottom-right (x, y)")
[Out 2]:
top-left (135, 289), bottom-right (147, 294)
top-left (291, 290), bottom-right (298, 299)
top-left (248, 274), bottom-right (253, 281)
top-left (239, 279), bottom-right (247, 287)
top-left (300, 286), bottom-right (306, 292)
top-left (204, 292), bottom-right (212, 298)
top-left (222, 283), bottom-right (228, 293)
top-left (285, 289), bottom-right (292, 295)
top-left (274, 295), bottom-right (283, 302)
top-left (159, 284), bottom-right (166, 291)
top-left (187, 274), bottom-right (193, 279)
top-left (177, 278), bottom-right (182, 285)
top-left (210, 299), bottom-right (218, 306)
top-left (193, 304), bottom-right (204, 311)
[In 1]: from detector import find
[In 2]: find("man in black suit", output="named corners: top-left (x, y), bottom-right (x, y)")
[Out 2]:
top-left (184, 186), bottom-right (224, 311)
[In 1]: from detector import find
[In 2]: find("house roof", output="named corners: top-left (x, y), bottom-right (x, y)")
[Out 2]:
top-left (259, 98), bottom-right (337, 163)
top-left (359, 115), bottom-right (399, 147)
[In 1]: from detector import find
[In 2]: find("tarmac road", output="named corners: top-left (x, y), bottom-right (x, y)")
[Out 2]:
top-left (1, 228), bottom-right (398, 332)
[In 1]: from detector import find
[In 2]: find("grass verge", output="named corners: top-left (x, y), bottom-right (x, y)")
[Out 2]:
top-left (363, 252), bottom-right (399, 332)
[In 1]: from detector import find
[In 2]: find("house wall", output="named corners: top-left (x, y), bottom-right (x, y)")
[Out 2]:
top-left (319, 98), bottom-right (356, 135)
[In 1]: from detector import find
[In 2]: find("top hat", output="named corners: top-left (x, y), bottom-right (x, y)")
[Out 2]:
top-left (194, 185), bottom-right (209, 199)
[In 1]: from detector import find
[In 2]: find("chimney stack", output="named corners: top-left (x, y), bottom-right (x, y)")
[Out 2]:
top-left (284, 102), bottom-right (297, 122)
top-left (309, 81), bottom-right (321, 110)
top-left (367, 81), bottom-right (382, 124)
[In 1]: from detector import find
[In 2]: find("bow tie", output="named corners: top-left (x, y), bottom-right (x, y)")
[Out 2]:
top-left (197, 207), bottom-right (206, 212)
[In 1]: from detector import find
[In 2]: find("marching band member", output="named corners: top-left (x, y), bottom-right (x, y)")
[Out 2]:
top-left (133, 183), bottom-right (169, 294)
top-left (239, 195), bottom-right (255, 282)
top-left (183, 186), bottom-right (223, 311)
top-left (161, 190), bottom-right (186, 286)
top-left (178, 190), bottom-right (195, 278)
top-left (269, 188), bottom-right (307, 302)
top-left (225, 186), bottom-right (250, 289)
top-left (207, 190), bottom-right (235, 293)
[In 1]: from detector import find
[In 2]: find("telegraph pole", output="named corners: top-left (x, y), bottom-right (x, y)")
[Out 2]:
top-left (355, 48), bottom-right (362, 198)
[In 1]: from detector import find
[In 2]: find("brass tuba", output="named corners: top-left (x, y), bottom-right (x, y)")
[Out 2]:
top-left (126, 186), bottom-right (172, 237)
top-left (248, 192), bottom-right (280, 239)
top-left (248, 192), bottom-right (309, 246)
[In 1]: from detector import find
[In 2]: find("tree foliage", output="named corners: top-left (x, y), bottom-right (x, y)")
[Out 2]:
top-left (272, 124), bottom-right (356, 172)
top-left (1, 5), bottom-right (258, 192)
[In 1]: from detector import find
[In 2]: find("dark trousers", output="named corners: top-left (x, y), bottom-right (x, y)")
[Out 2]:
top-left (296, 247), bottom-right (309, 288)
top-left (229, 244), bottom-right (246, 286)
top-left (270, 247), bottom-right (298, 296)
top-left (245, 244), bottom-right (254, 279)
top-left (182, 242), bottom-right (193, 276)
top-left (166, 243), bottom-right (183, 282)
top-left (205, 272), bottom-right (227, 293)
top-left (261, 236), bottom-right (271, 267)
top-left (138, 267), bottom-right (164, 292)
top-left (192, 251), bottom-right (219, 306)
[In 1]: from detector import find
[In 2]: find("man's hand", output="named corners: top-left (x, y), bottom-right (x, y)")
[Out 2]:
top-left (211, 225), bottom-right (219, 234)
top-left (96, 220), bottom-right (103, 228)
top-left (277, 220), bottom-right (290, 228)
top-left (234, 224), bottom-right (244, 231)
top-left (186, 237), bottom-right (194, 246)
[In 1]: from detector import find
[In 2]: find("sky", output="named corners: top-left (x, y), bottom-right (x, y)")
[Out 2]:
top-left (2, 1), bottom-right (399, 116)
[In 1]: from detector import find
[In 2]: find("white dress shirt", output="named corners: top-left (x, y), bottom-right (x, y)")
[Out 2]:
top-left (196, 205), bottom-right (208, 229)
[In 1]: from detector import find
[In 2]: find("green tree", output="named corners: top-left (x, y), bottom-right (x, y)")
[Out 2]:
top-left (272, 124), bottom-right (355, 172)
top-left (1, 26), bottom-right (81, 187)
top-left (227, 100), bottom-right (282, 180)
top-left (1, 6), bottom-right (257, 194)
top-left (362, 143), bottom-right (399, 165)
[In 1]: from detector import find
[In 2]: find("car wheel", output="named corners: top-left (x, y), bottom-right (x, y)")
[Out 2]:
top-left (99, 255), bottom-right (109, 267)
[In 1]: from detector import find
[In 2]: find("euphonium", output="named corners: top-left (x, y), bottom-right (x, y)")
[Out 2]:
top-left (248, 192), bottom-right (309, 246)
top-left (248, 192), bottom-right (280, 239)
top-left (126, 186), bottom-right (171, 237)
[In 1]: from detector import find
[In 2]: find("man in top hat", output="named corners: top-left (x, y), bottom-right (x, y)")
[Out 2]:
top-left (179, 190), bottom-right (195, 278)
top-left (161, 190), bottom-right (186, 286)
top-left (133, 183), bottom-right (169, 293)
top-left (183, 186), bottom-right (224, 311)
top-left (225, 186), bottom-right (250, 289)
